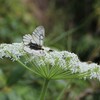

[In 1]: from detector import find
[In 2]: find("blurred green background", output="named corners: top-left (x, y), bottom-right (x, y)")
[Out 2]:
top-left (0, 0), bottom-right (100, 100)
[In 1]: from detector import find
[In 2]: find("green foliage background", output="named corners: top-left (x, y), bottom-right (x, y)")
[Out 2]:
top-left (0, 0), bottom-right (100, 100)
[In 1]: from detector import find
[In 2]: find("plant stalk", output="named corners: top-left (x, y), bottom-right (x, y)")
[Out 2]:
top-left (39, 79), bottom-right (49, 100)
top-left (57, 81), bottom-right (71, 100)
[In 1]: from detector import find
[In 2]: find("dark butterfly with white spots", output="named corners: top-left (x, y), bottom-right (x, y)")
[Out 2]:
top-left (23, 26), bottom-right (53, 53)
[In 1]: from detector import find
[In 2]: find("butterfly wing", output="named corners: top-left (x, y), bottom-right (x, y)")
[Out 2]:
top-left (32, 26), bottom-right (45, 46)
top-left (23, 26), bottom-right (45, 46)
top-left (23, 34), bottom-right (33, 45)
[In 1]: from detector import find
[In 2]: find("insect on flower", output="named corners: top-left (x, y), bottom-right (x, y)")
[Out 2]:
top-left (23, 26), bottom-right (53, 54)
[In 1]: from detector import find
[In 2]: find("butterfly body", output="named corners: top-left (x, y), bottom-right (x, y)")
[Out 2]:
top-left (28, 42), bottom-right (44, 50)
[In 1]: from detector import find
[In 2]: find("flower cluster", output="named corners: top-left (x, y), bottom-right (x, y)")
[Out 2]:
top-left (0, 43), bottom-right (25, 60)
top-left (0, 43), bottom-right (100, 80)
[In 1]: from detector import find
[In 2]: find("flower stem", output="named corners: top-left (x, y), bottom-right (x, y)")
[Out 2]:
top-left (39, 79), bottom-right (49, 100)
top-left (57, 81), bottom-right (71, 100)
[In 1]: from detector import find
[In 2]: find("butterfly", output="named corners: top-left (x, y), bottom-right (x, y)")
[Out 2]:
top-left (23, 26), bottom-right (53, 54)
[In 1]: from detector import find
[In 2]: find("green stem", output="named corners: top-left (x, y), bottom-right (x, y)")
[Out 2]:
top-left (39, 79), bottom-right (49, 100)
top-left (57, 81), bottom-right (71, 100)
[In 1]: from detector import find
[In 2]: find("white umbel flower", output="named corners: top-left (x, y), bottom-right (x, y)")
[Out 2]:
top-left (0, 43), bottom-right (25, 60)
top-left (0, 42), bottom-right (100, 80)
